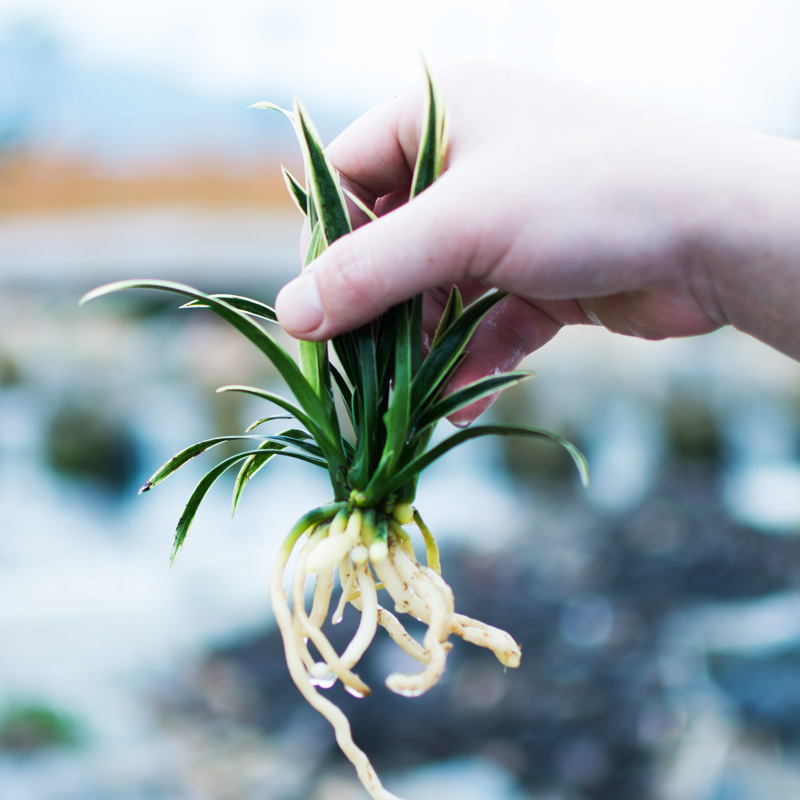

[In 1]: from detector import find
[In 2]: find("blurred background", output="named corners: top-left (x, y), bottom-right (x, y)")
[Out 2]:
top-left (3, 1), bottom-right (800, 798)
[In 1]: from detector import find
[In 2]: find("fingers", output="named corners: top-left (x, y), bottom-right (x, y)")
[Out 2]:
top-left (326, 87), bottom-right (425, 203)
top-left (276, 174), bottom-right (483, 338)
top-left (296, 77), bottom-right (425, 270)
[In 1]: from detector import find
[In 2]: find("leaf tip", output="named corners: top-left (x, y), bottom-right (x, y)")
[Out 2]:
top-left (168, 537), bottom-right (184, 567)
top-left (78, 285), bottom-right (107, 306)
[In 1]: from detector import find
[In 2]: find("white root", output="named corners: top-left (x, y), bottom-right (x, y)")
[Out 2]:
top-left (309, 565), bottom-right (335, 629)
top-left (270, 506), bottom-right (521, 800)
top-left (332, 558), bottom-right (357, 625)
top-left (308, 524), bottom-right (335, 628)
top-left (350, 597), bottom-right (430, 665)
top-left (419, 565), bottom-right (455, 618)
top-left (292, 531), bottom-right (371, 697)
top-left (270, 533), bottom-right (402, 800)
top-left (452, 613), bottom-right (522, 668)
top-left (339, 561), bottom-right (379, 672)
top-left (384, 546), bottom-right (450, 696)
top-left (292, 530), bottom-right (327, 672)
top-left (371, 548), bottom-right (430, 621)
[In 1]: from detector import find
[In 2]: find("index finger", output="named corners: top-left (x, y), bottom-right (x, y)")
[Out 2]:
top-left (326, 86), bottom-right (426, 204)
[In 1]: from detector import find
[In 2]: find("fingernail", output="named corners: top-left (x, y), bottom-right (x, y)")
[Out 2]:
top-left (276, 271), bottom-right (323, 334)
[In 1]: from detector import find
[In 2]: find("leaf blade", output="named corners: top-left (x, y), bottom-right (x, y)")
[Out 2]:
top-left (414, 370), bottom-right (533, 432)
top-left (294, 97), bottom-right (352, 245)
top-left (81, 280), bottom-right (346, 473)
top-left (170, 447), bottom-right (329, 565)
top-left (379, 424), bottom-right (589, 499)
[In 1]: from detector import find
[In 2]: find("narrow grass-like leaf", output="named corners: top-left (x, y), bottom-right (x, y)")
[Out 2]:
top-left (409, 294), bottom-right (424, 376)
top-left (405, 65), bottom-right (448, 371)
top-left (294, 97), bottom-right (352, 245)
top-left (216, 384), bottom-right (325, 445)
top-left (330, 362), bottom-right (356, 430)
top-left (254, 433), bottom-right (325, 459)
top-left (304, 221), bottom-right (324, 267)
top-left (231, 428), bottom-right (324, 515)
top-left (244, 415), bottom-right (295, 433)
top-left (332, 333), bottom-right (360, 390)
top-left (81, 281), bottom-right (344, 465)
top-left (371, 304), bottom-right (412, 487)
top-left (170, 447), bottom-right (329, 565)
top-left (348, 331), bottom-right (379, 489)
top-left (343, 188), bottom-right (378, 222)
top-left (217, 384), bottom-right (347, 496)
top-left (414, 370), bottom-right (533, 432)
top-left (410, 63), bottom-right (446, 199)
top-left (140, 434), bottom-right (282, 493)
top-left (378, 424), bottom-right (589, 499)
top-left (299, 338), bottom-right (330, 402)
top-left (249, 101), bottom-right (297, 126)
top-left (298, 220), bottom-right (337, 428)
top-left (430, 285), bottom-right (463, 350)
top-left (181, 295), bottom-right (278, 323)
top-left (282, 166), bottom-right (309, 216)
top-left (410, 291), bottom-right (508, 413)
top-left (372, 313), bottom-right (396, 389)
top-left (232, 443), bottom-right (284, 516)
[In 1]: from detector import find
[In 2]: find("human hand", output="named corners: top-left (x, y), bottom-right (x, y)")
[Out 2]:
top-left (276, 61), bottom-right (800, 422)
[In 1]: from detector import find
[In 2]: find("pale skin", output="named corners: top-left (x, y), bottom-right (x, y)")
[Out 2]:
top-left (276, 61), bottom-right (800, 423)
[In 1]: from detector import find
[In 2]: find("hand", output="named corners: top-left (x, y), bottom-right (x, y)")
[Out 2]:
top-left (276, 61), bottom-right (800, 422)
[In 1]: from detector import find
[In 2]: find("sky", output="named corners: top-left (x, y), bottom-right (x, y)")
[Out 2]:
top-left (2, 0), bottom-right (800, 135)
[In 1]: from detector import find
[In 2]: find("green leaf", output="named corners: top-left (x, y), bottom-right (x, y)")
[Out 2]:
top-left (294, 97), bottom-right (352, 245)
top-left (232, 443), bottom-right (283, 516)
top-left (232, 444), bottom-right (278, 515)
top-left (332, 333), bottom-right (360, 391)
top-left (410, 291), bottom-right (508, 414)
top-left (170, 447), bottom-right (327, 565)
top-left (343, 188), bottom-right (378, 221)
top-left (298, 222), bottom-right (338, 429)
top-left (304, 221), bottom-right (324, 267)
top-left (181, 295), bottom-right (278, 323)
top-left (282, 166), bottom-right (309, 216)
top-left (244, 414), bottom-right (295, 433)
top-left (217, 384), bottom-right (346, 495)
top-left (231, 428), bottom-right (323, 515)
top-left (348, 329), bottom-right (379, 489)
top-left (249, 101), bottom-right (297, 128)
top-left (140, 434), bottom-right (280, 493)
top-left (299, 337), bottom-right (332, 406)
top-left (379, 424), bottom-right (589, 499)
top-left (410, 62), bottom-right (447, 199)
top-left (330, 362), bottom-right (356, 430)
top-left (430, 285), bottom-right (463, 350)
top-left (215, 384), bottom-right (323, 442)
top-left (370, 304), bottom-right (412, 488)
top-left (414, 370), bottom-right (533, 432)
top-left (81, 281), bottom-right (345, 471)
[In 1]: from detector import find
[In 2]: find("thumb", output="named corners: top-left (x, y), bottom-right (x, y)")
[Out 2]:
top-left (275, 174), bottom-right (479, 339)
